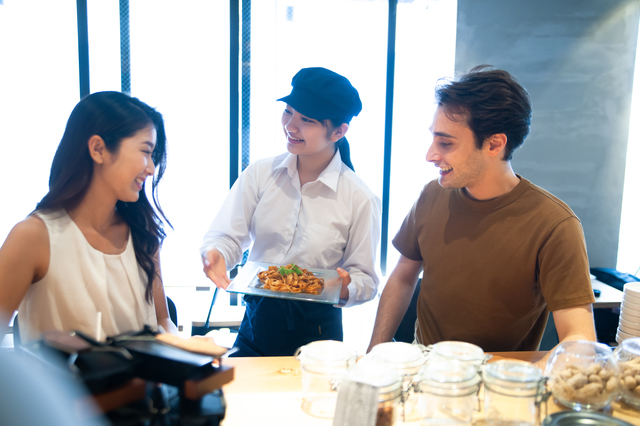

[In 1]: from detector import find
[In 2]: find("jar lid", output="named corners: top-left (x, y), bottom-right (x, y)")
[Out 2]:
top-left (617, 337), bottom-right (640, 356)
top-left (369, 342), bottom-right (426, 371)
top-left (483, 360), bottom-right (543, 391)
top-left (422, 360), bottom-right (481, 390)
top-left (550, 340), bottom-right (613, 359)
top-left (346, 361), bottom-right (403, 391)
top-left (296, 340), bottom-right (357, 367)
top-left (430, 341), bottom-right (486, 363)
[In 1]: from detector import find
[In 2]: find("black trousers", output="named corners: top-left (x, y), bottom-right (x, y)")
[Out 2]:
top-left (230, 296), bottom-right (343, 357)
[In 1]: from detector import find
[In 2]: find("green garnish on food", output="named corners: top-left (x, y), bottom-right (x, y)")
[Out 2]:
top-left (278, 264), bottom-right (303, 276)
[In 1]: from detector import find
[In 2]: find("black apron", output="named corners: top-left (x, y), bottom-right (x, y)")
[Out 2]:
top-left (230, 295), bottom-right (343, 357)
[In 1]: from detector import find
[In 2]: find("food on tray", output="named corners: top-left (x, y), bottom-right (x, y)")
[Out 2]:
top-left (257, 264), bottom-right (325, 295)
top-left (549, 362), bottom-right (618, 404)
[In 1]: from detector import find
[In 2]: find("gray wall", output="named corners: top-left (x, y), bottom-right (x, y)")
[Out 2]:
top-left (455, 0), bottom-right (640, 268)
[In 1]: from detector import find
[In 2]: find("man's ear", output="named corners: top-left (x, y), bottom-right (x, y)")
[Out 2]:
top-left (486, 133), bottom-right (508, 158)
top-left (331, 123), bottom-right (349, 142)
top-left (88, 135), bottom-right (107, 164)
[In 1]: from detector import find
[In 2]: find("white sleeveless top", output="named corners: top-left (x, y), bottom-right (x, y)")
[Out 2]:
top-left (18, 210), bottom-right (157, 343)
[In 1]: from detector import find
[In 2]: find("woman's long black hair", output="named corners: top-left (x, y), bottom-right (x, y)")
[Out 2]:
top-left (36, 91), bottom-right (170, 303)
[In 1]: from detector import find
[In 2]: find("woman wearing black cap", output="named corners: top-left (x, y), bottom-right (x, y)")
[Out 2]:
top-left (200, 67), bottom-right (381, 356)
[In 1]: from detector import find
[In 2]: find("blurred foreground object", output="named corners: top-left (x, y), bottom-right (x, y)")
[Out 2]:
top-left (0, 350), bottom-right (106, 426)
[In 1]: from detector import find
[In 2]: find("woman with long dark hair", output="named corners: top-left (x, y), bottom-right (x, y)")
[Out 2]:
top-left (0, 91), bottom-right (178, 342)
top-left (201, 67), bottom-right (381, 356)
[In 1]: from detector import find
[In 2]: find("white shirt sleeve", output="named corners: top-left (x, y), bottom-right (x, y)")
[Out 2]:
top-left (199, 163), bottom-right (260, 270)
top-left (339, 190), bottom-right (382, 308)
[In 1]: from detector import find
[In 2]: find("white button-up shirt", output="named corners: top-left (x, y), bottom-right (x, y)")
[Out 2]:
top-left (200, 151), bottom-right (381, 307)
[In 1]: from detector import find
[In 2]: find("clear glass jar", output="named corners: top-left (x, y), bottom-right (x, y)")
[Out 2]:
top-left (295, 340), bottom-right (358, 418)
top-left (613, 337), bottom-right (640, 409)
top-left (368, 342), bottom-right (428, 422)
top-left (483, 360), bottom-right (545, 426)
top-left (418, 359), bottom-right (481, 425)
top-left (544, 340), bottom-right (619, 411)
top-left (344, 361), bottom-right (403, 426)
top-left (427, 341), bottom-right (492, 367)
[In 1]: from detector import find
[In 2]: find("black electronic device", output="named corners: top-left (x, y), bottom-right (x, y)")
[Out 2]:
top-left (20, 327), bottom-right (232, 425)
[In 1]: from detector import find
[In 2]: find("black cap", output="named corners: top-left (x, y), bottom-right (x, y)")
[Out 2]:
top-left (277, 67), bottom-right (362, 123)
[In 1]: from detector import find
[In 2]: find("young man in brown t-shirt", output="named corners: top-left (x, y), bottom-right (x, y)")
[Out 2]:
top-left (367, 66), bottom-right (596, 368)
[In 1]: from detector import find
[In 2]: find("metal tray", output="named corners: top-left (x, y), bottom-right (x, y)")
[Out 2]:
top-left (543, 411), bottom-right (636, 426)
top-left (226, 261), bottom-right (342, 304)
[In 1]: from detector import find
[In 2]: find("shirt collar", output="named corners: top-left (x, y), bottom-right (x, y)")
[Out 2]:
top-left (274, 152), bottom-right (298, 177)
top-left (274, 150), bottom-right (343, 193)
top-left (455, 174), bottom-right (529, 211)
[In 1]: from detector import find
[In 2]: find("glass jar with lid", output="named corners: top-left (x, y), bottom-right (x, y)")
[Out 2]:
top-left (482, 360), bottom-right (545, 426)
top-left (367, 342), bottom-right (428, 422)
top-left (295, 340), bottom-right (358, 418)
top-left (427, 341), bottom-right (492, 367)
top-left (544, 340), bottom-right (619, 411)
top-left (613, 337), bottom-right (640, 409)
top-left (417, 359), bottom-right (481, 425)
top-left (342, 360), bottom-right (403, 426)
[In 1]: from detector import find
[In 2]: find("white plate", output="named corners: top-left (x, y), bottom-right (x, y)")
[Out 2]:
top-left (621, 310), bottom-right (640, 322)
top-left (226, 261), bottom-right (342, 304)
top-left (617, 328), bottom-right (637, 340)
top-left (624, 282), bottom-right (640, 296)
top-left (619, 323), bottom-right (640, 336)
top-left (623, 292), bottom-right (640, 305)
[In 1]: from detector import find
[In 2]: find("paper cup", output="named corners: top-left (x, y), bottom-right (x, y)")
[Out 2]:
top-left (620, 317), bottom-right (640, 330)
top-left (622, 299), bottom-right (640, 312)
top-left (623, 282), bottom-right (640, 297)
top-left (623, 292), bottom-right (640, 305)
top-left (619, 323), bottom-right (640, 336)
top-left (621, 310), bottom-right (640, 322)
top-left (617, 328), bottom-right (637, 340)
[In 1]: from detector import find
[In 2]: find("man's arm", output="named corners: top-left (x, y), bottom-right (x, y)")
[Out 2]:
top-left (367, 255), bottom-right (423, 353)
top-left (533, 303), bottom-right (596, 369)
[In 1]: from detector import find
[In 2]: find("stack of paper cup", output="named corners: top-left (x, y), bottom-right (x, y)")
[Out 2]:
top-left (617, 282), bottom-right (640, 344)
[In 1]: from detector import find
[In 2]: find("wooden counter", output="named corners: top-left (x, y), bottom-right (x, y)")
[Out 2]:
top-left (220, 353), bottom-right (640, 426)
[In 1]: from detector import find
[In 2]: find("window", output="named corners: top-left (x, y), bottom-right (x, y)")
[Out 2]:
top-left (0, 0), bottom-right (80, 244)
top-left (617, 16), bottom-right (640, 277)
top-left (88, 0), bottom-right (235, 329)
top-left (387, 0), bottom-right (457, 272)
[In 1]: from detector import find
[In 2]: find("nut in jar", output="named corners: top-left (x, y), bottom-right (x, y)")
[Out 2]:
top-left (613, 336), bottom-right (640, 409)
top-left (544, 340), bottom-right (619, 411)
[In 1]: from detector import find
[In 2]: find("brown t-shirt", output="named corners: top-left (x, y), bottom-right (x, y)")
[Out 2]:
top-left (393, 177), bottom-right (595, 351)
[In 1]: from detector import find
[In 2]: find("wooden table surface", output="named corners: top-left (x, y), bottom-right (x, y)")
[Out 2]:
top-left (220, 352), bottom-right (640, 426)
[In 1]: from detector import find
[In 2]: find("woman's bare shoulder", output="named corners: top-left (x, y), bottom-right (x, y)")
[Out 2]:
top-left (9, 215), bottom-right (49, 243)
top-left (1, 215), bottom-right (50, 265)
top-left (0, 215), bottom-right (50, 312)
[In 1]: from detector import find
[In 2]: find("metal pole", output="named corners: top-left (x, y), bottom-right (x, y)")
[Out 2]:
top-left (241, 0), bottom-right (251, 172)
top-left (76, 0), bottom-right (90, 98)
top-left (230, 0), bottom-right (240, 188)
top-left (381, 0), bottom-right (398, 276)
top-left (119, 0), bottom-right (131, 94)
